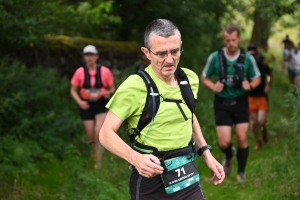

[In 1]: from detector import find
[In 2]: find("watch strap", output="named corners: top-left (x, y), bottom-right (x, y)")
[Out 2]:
top-left (197, 145), bottom-right (212, 156)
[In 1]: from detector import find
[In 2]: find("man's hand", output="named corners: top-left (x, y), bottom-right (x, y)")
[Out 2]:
top-left (79, 100), bottom-right (90, 110)
top-left (264, 84), bottom-right (270, 93)
top-left (213, 81), bottom-right (224, 93)
top-left (242, 80), bottom-right (251, 91)
top-left (132, 154), bottom-right (164, 178)
top-left (201, 151), bottom-right (225, 185)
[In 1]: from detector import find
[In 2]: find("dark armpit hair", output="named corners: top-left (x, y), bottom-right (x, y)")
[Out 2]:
top-left (223, 25), bottom-right (240, 36)
top-left (144, 19), bottom-right (181, 49)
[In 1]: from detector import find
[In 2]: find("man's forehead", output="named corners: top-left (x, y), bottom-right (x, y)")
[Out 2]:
top-left (223, 31), bottom-right (239, 38)
top-left (149, 33), bottom-right (181, 46)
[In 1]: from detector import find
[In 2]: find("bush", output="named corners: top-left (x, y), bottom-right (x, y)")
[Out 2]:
top-left (62, 144), bottom-right (130, 200)
top-left (0, 58), bottom-right (83, 176)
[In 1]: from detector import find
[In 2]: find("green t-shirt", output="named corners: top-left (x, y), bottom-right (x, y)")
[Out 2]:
top-left (202, 48), bottom-right (260, 98)
top-left (106, 66), bottom-right (199, 151)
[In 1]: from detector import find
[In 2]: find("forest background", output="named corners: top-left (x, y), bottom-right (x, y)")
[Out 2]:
top-left (1, 0), bottom-right (300, 199)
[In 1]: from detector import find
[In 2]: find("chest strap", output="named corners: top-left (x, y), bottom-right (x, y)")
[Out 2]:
top-left (162, 98), bottom-right (188, 121)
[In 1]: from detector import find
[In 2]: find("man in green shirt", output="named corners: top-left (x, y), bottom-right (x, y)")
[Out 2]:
top-left (100, 19), bottom-right (225, 199)
top-left (201, 25), bottom-right (261, 183)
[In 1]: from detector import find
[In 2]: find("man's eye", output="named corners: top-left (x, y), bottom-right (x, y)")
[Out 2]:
top-left (157, 51), bottom-right (167, 57)
top-left (171, 49), bottom-right (180, 55)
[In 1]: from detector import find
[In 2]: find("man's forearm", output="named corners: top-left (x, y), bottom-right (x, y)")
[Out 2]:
top-left (100, 128), bottom-right (139, 165)
top-left (99, 111), bottom-right (140, 165)
top-left (250, 77), bottom-right (261, 89)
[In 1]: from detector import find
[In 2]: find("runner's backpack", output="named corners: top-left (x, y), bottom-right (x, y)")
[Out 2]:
top-left (218, 48), bottom-right (246, 88)
top-left (83, 65), bottom-right (102, 89)
top-left (128, 67), bottom-right (197, 145)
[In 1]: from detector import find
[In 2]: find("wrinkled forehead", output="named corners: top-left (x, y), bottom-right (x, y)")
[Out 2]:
top-left (148, 32), bottom-right (181, 48)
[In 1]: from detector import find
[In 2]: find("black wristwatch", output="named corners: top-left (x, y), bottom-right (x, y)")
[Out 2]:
top-left (197, 145), bottom-right (212, 156)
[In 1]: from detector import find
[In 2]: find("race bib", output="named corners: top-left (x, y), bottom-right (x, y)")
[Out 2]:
top-left (82, 89), bottom-right (103, 101)
top-left (160, 154), bottom-right (199, 194)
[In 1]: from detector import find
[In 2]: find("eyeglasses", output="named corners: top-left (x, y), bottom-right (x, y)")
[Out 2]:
top-left (148, 45), bottom-right (183, 59)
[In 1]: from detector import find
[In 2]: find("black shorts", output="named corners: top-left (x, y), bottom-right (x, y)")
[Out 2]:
top-left (80, 98), bottom-right (109, 120)
top-left (129, 169), bottom-right (206, 200)
top-left (214, 94), bottom-right (249, 126)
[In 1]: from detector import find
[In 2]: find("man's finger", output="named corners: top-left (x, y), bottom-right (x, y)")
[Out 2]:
top-left (149, 155), bottom-right (164, 172)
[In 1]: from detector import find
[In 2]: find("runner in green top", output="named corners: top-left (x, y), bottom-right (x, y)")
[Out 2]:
top-left (100, 19), bottom-right (225, 200)
top-left (201, 25), bottom-right (261, 183)
top-left (202, 48), bottom-right (260, 99)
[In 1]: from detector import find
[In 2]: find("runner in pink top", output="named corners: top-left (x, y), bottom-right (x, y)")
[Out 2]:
top-left (70, 45), bottom-right (115, 169)
top-left (71, 65), bottom-right (114, 99)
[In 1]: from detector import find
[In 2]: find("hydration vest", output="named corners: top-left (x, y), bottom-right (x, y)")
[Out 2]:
top-left (128, 67), bottom-right (197, 157)
top-left (218, 48), bottom-right (246, 88)
top-left (83, 65), bottom-right (102, 89)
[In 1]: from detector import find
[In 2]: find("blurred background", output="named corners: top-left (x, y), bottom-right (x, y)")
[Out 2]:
top-left (0, 0), bottom-right (300, 199)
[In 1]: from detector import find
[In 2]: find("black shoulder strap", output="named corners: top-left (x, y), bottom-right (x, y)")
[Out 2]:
top-left (235, 48), bottom-right (246, 84)
top-left (83, 65), bottom-right (103, 89)
top-left (174, 67), bottom-right (196, 113)
top-left (130, 70), bottom-right (160, 141)
top-left (236, 49), bottom-right (246, 67)
top-left (83, 66), bottom-right (90, 89)
top-left (219, 48), bottom-right (246, 85)
top-left (218, 49), bottom-right (227, 84)
top-left (95, 65), bottom-right (103, 88)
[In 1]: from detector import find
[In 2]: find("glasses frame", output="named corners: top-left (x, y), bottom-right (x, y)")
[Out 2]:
top-left (148, 45), bottom-right (183, 59)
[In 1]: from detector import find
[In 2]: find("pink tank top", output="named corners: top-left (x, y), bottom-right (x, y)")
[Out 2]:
top-left (71, 66), bottom-right (114, 99)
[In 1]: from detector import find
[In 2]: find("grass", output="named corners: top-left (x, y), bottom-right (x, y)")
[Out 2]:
top-left (1, 38), bottom-right (300, 200)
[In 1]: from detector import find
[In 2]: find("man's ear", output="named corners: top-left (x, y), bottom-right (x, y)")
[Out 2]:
top-left (141, 47), bottom-right (151, 60)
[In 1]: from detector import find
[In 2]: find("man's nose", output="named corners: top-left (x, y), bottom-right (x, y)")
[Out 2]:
top-left (165, 52), bottom-right (174, 62)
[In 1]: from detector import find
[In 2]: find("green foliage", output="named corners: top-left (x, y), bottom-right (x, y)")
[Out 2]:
top-left (77, 1), bottom-right (121, 38)
top-left (255, 0), bottom-right (300, 18)
top-left (0, 0), bottom-right (76, 48)
top-left (44, 35), bottom-right (140, 55)
top-left (111, 0), bottom-right (234, 71)
top-left (0, 58), bottom-right (82, 177)
top-left (62, 144), bottom-right (130, 200)
top-left (0, 0), bottom-right (121, 56)
top-left (3, 0), bottom-right (300, 72)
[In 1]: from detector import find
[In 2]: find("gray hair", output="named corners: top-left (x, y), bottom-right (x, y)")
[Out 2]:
top-left (144, 19), bottom-right (181, 49)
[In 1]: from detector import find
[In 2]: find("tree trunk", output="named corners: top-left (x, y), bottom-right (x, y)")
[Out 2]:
top-left (250, 10), bottom-right (272, 47)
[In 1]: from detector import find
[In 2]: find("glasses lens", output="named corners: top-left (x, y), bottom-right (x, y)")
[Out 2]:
top-left (170, 48), bottom-right (180, 56)
top-left (155, 51), bottom-right (167, 58)
top-left (150, 46), bottom-right (182, 58)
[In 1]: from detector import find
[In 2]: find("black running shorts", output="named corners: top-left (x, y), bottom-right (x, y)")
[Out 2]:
top-left (214, 94), bottom-right (249, 126)
top-left (80, 98), bottom-right (109, 120)
top-left (129, 169), bottom-right (206, 200)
